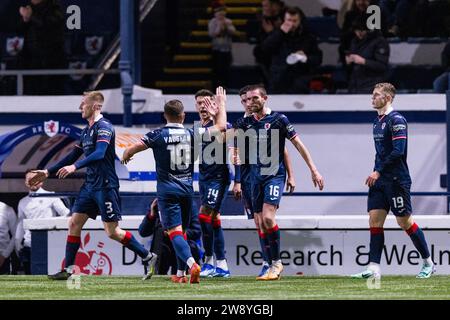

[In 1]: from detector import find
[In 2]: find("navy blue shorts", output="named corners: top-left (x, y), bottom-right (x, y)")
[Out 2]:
top-left (367, 179), bottom-right (412, 216)
top-left (199, 179), bottom-right (230, 212)
top-left (72, 185), bottom-right (122, 222)
top-left (252, 175), bottom-right (285, 213)
top-left (158, 193), bottom-right (193, 230)
top-left (241, 179), bottom-right (254, 219)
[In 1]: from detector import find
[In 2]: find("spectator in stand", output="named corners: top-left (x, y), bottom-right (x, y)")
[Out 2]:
top-left (346, 16), bottom-right (389, 93)
top-left (427, 0), bottom-right (450, 37)
top-left (261, 6), bottom-right (323, 94)
top-left (336, 0), bottom-right (356, 29)
top-left (18, 0), bottom-right (66, 95)
top-left (433, 40), bottom-right (450, 93)
top-left (208, 1), bottom-right (236, 89)
top-left (0, 201), bottom-right (17, 275)
top-left (15, 169), bottom-right (70, 274)
top-left (379, 0), bottom-right (428, 37)
top-left (247, 0), bottom-right (285, 86)
top-left (339, 0), bottom-right (372, 68)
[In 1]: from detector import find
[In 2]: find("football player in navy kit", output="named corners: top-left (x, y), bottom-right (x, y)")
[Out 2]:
top-left (27, 91), bottom-right (157, 280)
top-left (351, 83), bottom-right (435, 279)
top-left (233, 84), bottom-right (324, 280)
top-left (194, 89), bottom-right (235, 278)
top-left (233, 85), bottom-right (296, 279)
top-left (121, 87), bottom-right (227, 284)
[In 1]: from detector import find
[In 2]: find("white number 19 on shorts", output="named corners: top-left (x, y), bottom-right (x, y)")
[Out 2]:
top-left (392, 196), bottom-right (404, 208)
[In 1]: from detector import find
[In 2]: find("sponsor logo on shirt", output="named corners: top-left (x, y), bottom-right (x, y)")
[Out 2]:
top-left (392, 124), bottom-right (406, 132)
top-left (98, 129), bottom-right (112, 137)
top-left (286, 124), bottom-right (294, 132)
top-left (169, 129), bottom-right (187, 135)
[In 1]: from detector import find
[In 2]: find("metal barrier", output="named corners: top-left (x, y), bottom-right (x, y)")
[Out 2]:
top-left (0, 69), bottom-right (120, 95)
top-left (30, 191), bottom-right (450, 198)
top-left (30, 190), bottom-right (450, 216)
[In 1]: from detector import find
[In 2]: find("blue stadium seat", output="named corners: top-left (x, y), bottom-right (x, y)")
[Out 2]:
top-left (229, 66), bottom-right (264, 89)
top-left (387, 37), bottom-right (402, 43)
top-left (407, 37), bottom-right (448, 44)
top-left (387, 65), bottom-right (443, 90)
top-left (305, 16), bottom-right (340, 39)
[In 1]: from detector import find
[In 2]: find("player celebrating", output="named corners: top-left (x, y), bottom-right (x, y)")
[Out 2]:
top-left (351, 83), bottom-right (435, 279)
top-left (233, 84), bottom-right (324, 280)
top-left (121, 87), bottom-right (227, 284)
top-left (233, 85), bottom-right (296, 278)
top-left (194, 89), bottom-right (233, 278)
top-left (27, 91), bottom-right (157, 280)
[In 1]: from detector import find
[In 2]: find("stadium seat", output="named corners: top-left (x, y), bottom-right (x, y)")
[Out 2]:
top-left (305, 16), bottom-right (340, 39)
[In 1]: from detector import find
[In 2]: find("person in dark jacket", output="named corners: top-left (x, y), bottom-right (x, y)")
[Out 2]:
top-left (346, 17), bottom-right (390, 93)
top-left (261, 6), bottom-right (323, 94)
top-left (138, 199), bottom-right (202, 281)
top-left (18, 0), bottom-right (66, 94)
top-left (339, 0), bottom-right (383, 73)
top-left (247, 0), bottom-right (285, 86)
top-left (433, 40), bottom-right (450, 93)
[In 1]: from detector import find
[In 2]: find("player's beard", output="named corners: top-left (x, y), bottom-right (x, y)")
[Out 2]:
top-left (198, 109), bottom-right (210, 122)
top-left (251, 101), bottom-right (264, 114)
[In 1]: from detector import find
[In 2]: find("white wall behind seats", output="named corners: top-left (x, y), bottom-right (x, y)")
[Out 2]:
top-left (281, 123), bottom-right (446, 215)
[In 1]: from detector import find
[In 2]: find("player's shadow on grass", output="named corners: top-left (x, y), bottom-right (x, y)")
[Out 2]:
top-left (281, 230), bottom-right (342, 276)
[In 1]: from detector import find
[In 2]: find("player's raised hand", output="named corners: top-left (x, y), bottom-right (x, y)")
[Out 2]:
top-left (56, 165), bottom-right (76, 179)
top-left (215, 86), bottom-right (226, 109)
top-left (312, 170), bottom-right (324, 190)
top-left (228, 146), bottom-right (241, 165)
top-left (203, 96), bottom-right (218, 117)
top-left (232, 182), bottom-right (242, 200)
top-left (286, 176), bottom-right (296, 194)
top-left (26, 170), bottom-right (48, 187)
top-left (149, 198), bottom-right (158, 218)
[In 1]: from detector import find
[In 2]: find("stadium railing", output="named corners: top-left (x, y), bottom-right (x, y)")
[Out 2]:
top-left (0, 69), bottom-right (120, 95)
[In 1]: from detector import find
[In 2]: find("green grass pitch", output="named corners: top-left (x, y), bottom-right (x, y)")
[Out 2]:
top-left (1, 275), bottom-right (450, 300)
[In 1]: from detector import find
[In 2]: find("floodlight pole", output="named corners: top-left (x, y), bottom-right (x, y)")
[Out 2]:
top-left (120, 0), bottom-right (140, 127)
top-left (446, 90), bottom-right (450, 213)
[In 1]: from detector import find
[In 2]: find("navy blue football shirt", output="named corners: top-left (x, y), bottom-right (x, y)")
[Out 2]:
top-left (77, 116), bottom-right (119, 189)
top-left (373, 109), bottom-right (411, 183)
top-left (141, 124), bottom-right (195, 195)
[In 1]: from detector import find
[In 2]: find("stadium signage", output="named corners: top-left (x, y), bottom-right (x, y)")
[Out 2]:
top-left (43, 229), bottom-right (450, 275)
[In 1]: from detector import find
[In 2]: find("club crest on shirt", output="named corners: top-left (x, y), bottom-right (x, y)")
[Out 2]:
top-left (381, 123), bottom-right (386, 130)
top-left (264, 123), bottom-right (271, 130)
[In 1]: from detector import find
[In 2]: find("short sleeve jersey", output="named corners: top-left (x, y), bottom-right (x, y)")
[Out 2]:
top-left (196, 120), bottom-right (232, 182)
top-left (233, 111), bottom-right (297, 180)
top-left (142, 125), bottom-right (195, 195)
